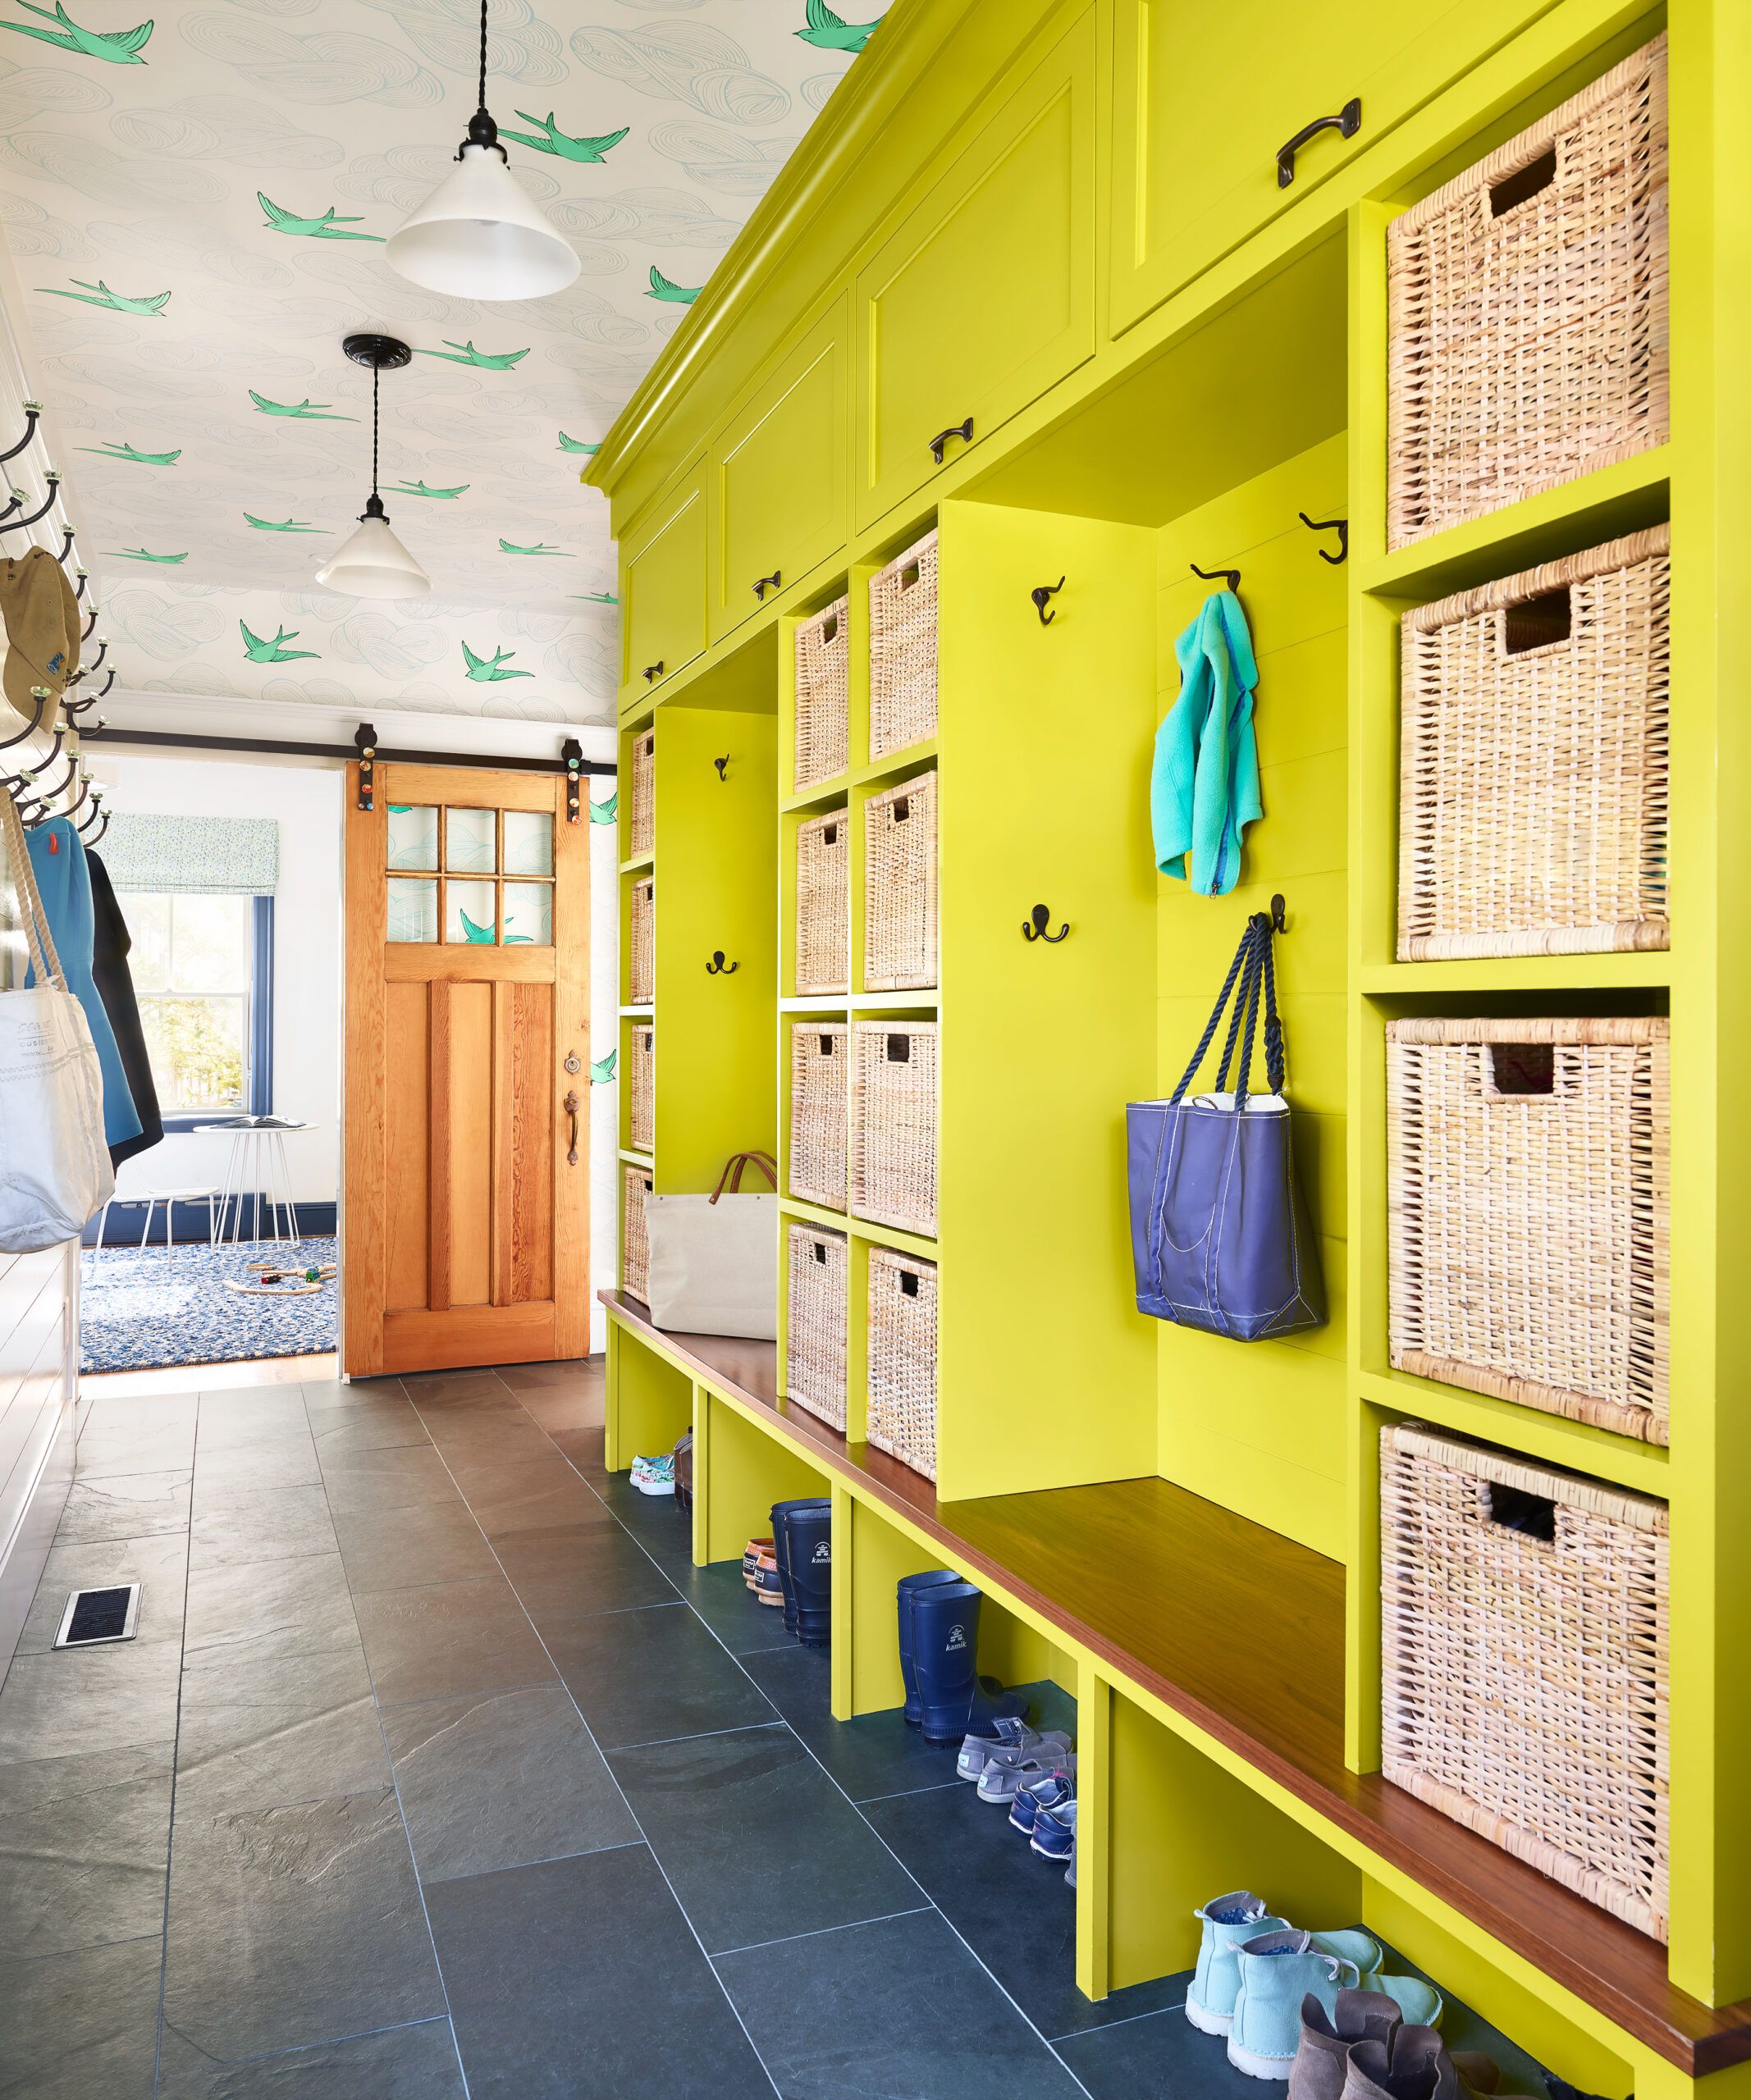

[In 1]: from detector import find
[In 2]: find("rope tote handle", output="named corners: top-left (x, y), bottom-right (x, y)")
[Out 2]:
top-left (1, 797), bottom-right (66, 993)
top-left (1168, 920), bottom-right (1261, 1107)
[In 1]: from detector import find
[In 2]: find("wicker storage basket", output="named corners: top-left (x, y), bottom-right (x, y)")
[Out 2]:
top-left (868, 530), bottom-right (939, 759)
top-left (852, 1021), bottom-right (937, 1237)
top-left (866, 1247), bottom-right (938, 1480)
top-left (622, 1164), bottom-right (652, 1304)
top-left (794, 596), bottom-right (849, 791)
top-left (1387, 1016), bottom-right (1669, 1444)
top-left (863, 772), bottom-right (937, 992)
top-left (628, 878), bottom-right (655, 1005)
top-left (1381, 1422), bottom-right (1668, 1941)
top-left (789, 1024), bottom-right (848, 1211)
top-left (629, 1025), bottom-right (655, 1154)
top-left (786, 1224), bottom-right (848, 1430)
top-left (1399, 527), bottom-right (1671, 960)
top-left (794, 810), bottom-right (848, 995)
top-left (629, 728), bottom-right (656, 858)
top-left (1387, 36), bottom-right (1668, 550)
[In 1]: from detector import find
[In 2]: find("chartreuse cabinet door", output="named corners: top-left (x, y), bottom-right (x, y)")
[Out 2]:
top-left (854, 11), bottom-right (1095, 531)
top-left (1110, 0), bottom-right (1555, 333)
top-left (711, 299), bottom-right (848, 645)
top-left (619, 467), bottom-right (706, 707)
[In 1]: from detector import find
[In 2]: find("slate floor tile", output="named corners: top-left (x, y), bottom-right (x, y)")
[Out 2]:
top-left (418, 1407), bottom-right (555, 1470)
top-left (546, 1600), bottom-right (775, 1750)
top-left (610, 1722), bottom-right (920, 1954)
top-left (182, 1550), bottom-right (359, 1670)
top-left (510, 1382), bottom-right (605, 1433)
top-left (162, 1785), bottom-right (445, 2061)
top-left (382, 1682), bottom-right (637, 1882)
top-left (15, 1528), bottom-right (188, 1655)
top-left (354, 1577), bottom-right (555, 1707)
top-left (197, 1390), bottom-right (311, 1450)
top-left (298, 1376), bottom-right (401, 1411)
top-left (1055, 2001), bottom-right (1255, 2096)
top-left (318, 1443), bottom-right (463, 1513)
top-left (590, 1473), bottom-right (696, 1577)
top-left (176, 1646), bottom-right (389, 1813)
top-left (493, 1358), bottom-right (601, 1390)
top-left (0, 1742), bottom-right (172, 1960)
top-left (190, 1484), bottom-right (337, 1572)
top-left (331, 1500), bottom-right (499, 1595)
top-left (491, 1520), bottom-right (677, 1629)
top-left (154, 2018), bottom-right (466, 2098)
top-left (673, 1559), bottom-right (797, 1657)
top-left (405, 1372), bottom-right (513, 1408)
top-left (427, 1844), bottom-right (771, 2100)
top-left (741, 1641), bottom-right (958, 1801)
top-left (76, 1393), bottom-right (198, 1477)
top-left (0, 1932), bottom-right (162, 2099)
top-left (717, 1906), bottom-right (1084, 2099)
top-left (450, 1454), bottom-right (614, 1536)
top-left (305, 1398), bottom-right (430, 1458)
top-left (194, 1435), bottom-right (322, 1501)
top-left (57, 1467), bottom-right (191, 1545)
top-left (0, 1634), bottom-right (181, 1764)
top-left (548, 1424), bottom-right (606, 1481)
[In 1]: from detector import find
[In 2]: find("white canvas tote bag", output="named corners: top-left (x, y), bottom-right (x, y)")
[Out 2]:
top-left (0, 796), bottom-right (113, 1252)
top-left (644, 1151), bottom-right (779, 1340)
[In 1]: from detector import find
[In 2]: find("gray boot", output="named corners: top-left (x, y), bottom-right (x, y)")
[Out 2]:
top-left (1291, 1992), bottom-right (1405, 2100)
top-left (1344, 2035), bottom-right (1461, 2100)
top-left (1377, 2026), bottom-right (1506, 2100)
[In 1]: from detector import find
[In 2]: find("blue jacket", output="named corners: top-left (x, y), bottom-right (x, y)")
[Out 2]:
top-left (26, 817), bottom-right (143, 1148)
top-left (1151, 588), bottom-right (1263, 897)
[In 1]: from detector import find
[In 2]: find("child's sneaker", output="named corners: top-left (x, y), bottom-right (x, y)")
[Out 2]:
top-left (1008, 1767), bottom-right (1075, 1836)
top-left (1030, 1797), bottom-right (1077, 1864)
top-left (630, 1453), bottom-right (674, 1496)
top-left (1228, 1930), bottom-right (1442, 2082)
top-left (955, 1714), bottom-right (1041, 1783)
top-left (975, 1731), bottom-right (1073, 1802)
top-left (1186, 1893), bottom-right (1287, 2036)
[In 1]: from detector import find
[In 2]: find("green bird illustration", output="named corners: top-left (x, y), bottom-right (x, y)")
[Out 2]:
top-left (79, 441), bottom-right (180, 465)
top-left (107, 546), bottom-right (186, 562)
top-left (589, 792), bottom-right (617, 824)
top-left (386, 479), bottom-right (467, 500)
top-left (458, 906), bottom-right (496, 944)
top-left (557, 431), bottom-right (599, 454)
top-left (500, 539), bottom-right (566, 556)
top-left (461, 640), bottom-right (532, 682)
top-left (240, 619), bottom-right (318, 664)
top-left (572, 590), bottom-right (618, 605)
top-left (0, 2), bottom-right (153, 63)
top-left (415, 340), bottom-right (529, 371)
top-left (245, 513), bottom-right (326, 532)
top-left (796, 0), bottom-right (881, 49)
top-left (39, 279), bottom-right (168, 316)
top-left (591, 1050), bottom-right (617, 1083)
top-left (647, 267), bottom-right (700, 304)
top-left (496, 111), bottom-right (629, 162)
top-left (258, 192), bottom-right (383, 242)
top-left (249, 390), bottom-right (355, 420)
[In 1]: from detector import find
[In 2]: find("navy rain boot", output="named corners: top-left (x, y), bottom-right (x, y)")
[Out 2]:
top-left (769, 1499), bottom-right (829, 1641)
top-left (781, 1504), bottom-right (834, 1646)
top-left (896, 1570), bottom-right (962, 1728)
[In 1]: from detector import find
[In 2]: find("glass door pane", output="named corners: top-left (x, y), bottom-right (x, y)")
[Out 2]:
top-left (445, 808), bottom-right (497, 874)
top-left (446, 879), bottom-right (497, 943)
top-left (501, 883), bottom-right (553, 945)
top-left (502, 810), bottom-right (554, 876)
top-left (387, 805), bottom-right (438, 870)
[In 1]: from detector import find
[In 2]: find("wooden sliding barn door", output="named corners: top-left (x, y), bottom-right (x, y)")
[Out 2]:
top-left (344, 763), bottom-right (587, 1375)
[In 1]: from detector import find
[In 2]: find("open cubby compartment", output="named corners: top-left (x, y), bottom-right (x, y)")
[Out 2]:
top-left (779, 574), bottom-right (857, 804)
top-left (782, 800), bottom-right (850, 999)
top-left (621, 1015), bottom-right (656, 1158)
top-left (848, 758), bottom-right (939, 1001)
top-left (693, 1383), bottom-right (832, 1573)
top-left (605, 1313), bottom-right (693, 1476)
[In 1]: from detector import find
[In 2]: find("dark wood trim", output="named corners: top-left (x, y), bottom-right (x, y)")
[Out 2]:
top-left (94, 725), bottom-right (615, 776)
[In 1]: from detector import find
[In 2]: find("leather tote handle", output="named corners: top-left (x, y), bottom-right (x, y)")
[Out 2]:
top-left (710, 1150), bottom-right (779, 1203)
top-left (1, 796), bottom-right (66, 993)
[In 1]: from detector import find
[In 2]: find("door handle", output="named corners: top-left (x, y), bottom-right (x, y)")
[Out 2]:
top-left (564, 1089), bottom-right (579, 1166)
top-left (928, 417), bottom-right (973, 464)
top-left (1276, 98), bottom-right (1361, 188)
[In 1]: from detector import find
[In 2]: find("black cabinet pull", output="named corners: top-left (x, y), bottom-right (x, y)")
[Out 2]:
top-left (752, 571), bottom-right (781, 600)
top-left (641, 660), bottom-right (665, 683)
top-left (928, 417), bottom-right (973, 465)
top-left (1276, 98), bottom-right (1360, 189)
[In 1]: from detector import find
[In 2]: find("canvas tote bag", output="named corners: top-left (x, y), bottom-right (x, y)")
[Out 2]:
top-left (1126, 911), bottom-right (1324, 1340)
top-left (0, 795), bottom-right (114, 1252)
top-left (644, 1151), bottom-right (779, 1340)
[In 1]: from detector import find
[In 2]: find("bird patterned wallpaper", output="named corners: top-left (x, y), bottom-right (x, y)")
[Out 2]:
top-left (0, 0), bottom-right (883, 728)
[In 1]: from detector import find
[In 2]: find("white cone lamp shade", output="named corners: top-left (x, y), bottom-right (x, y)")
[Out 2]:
top-left (386, 143), bottom-right (578, 299)
top-left (315, 500), bottom-right (429, 600)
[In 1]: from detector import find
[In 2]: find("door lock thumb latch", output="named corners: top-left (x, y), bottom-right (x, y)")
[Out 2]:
top-left (565, 1052), bottom-right (581, 1074)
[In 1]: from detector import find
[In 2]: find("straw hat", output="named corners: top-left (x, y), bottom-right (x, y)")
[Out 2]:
top-left (0, 545), bottom-right (80, 724)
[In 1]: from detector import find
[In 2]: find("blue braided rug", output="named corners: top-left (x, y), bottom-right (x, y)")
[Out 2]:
top-left (80, 1236), bottom-right (338, 1373)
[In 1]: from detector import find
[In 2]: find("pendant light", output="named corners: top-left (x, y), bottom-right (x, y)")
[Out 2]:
top-left (314, 336), bottom-right (430, 602)
top-left (385, 0), bottom-right (579, 300)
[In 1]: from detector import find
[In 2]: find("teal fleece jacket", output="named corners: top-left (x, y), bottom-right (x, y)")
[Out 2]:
top-left (1151, 587), bottom-right (1262, 897)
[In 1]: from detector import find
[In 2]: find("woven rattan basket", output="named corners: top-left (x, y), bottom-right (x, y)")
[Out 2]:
top-left (1399, 527), bottom-right (1671, 959)
top-left (1387, 1016), bottom-right (1669, 1443)
top-left (794, 810), bottom-right (848, 995)
top-left (1381, 1422), bottom-right (1668, 1940)
top-left (852, 1021), bottom-right (937, 1237)
top-left (629, 728), bottom-right (656, 858)
top-left (629, 1025), bottom-right (655, 1154)
top-left (622, 1164), bottom-right (652, 1304)
top-left (789, 1023), bottom-right (848, 1211)
top-left (794, 596), bottom-right (849, 791)
top-left (786, 1224), bottom-right (848, 1430)
top-left (1387, 36), bottom-right (1668, 549)
top-left (867, 1247), bottom-right (937, 1479)
top-left (628, 878), bottom-right (655, 1005)
top-left (869, 530), bottom-right (939, 759)
top-left (863, 772), bottom-right (937, 992)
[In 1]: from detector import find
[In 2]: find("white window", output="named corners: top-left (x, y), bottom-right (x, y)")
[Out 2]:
top-left (130, 892), bottom-right (253, 1113)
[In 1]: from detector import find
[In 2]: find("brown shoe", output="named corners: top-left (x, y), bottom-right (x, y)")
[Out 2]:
top-left (1291, 1992), bottom-right (1405, 2100)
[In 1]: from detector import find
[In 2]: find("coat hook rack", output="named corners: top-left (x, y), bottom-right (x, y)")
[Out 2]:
top-left (714, 754), bottom-right (729, 781)
top-left (1031, 577), bottom-right (1065, 626)
top-left (1297, 512), bottom-right (1348, 565)
top-left (705, 950), bottom-right (738, 975)
top-left (0, 402), bottom-right (40, 468)
top-left (1190, 559), bottom-right (1241, 591)
top-left (29, 748), bottom-right (78, 803)
top-left (70, 668), bottom-right (115, 705)
top-left (80, 600), bottom-right (99, 643)
top-left (77, 791), bottom-right (106, 838)
top-left (0, 472), bottom-right (60, 535)
top-left (0, 690), bottom-right (47, 752)
top-left (62, 773), bottom-right (94, 822)
top-left (80, 637), bottom-right (108, 678)
top-left (54, 525), bottom-right (75, 566)
top-left (72, 567), bottom-right (89, 601)
top-left (0, 491), bottom-right (23, 527)
top-left (1022, 902), bottom-right (1070, 943)
top-left (76, 715), bottom-right (107, 740)
top-left (82, 805), bottom-right (110, 845)
top-left (14, 727), bottom-right (65, 779)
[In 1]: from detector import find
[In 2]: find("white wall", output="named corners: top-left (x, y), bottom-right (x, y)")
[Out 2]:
top-left (87, 752), bottom-right (344, 1212)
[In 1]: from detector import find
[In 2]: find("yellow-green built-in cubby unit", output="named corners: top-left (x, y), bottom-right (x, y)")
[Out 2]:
top-left (592, 0), bottom-right (1751, 2086)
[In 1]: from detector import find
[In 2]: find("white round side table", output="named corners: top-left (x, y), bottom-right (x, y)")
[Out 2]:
top-left (196, 1120), bottom-right (314, 1245)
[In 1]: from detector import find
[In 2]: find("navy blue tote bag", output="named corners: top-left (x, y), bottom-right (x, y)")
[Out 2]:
top-left (1127, 914), bottom-right (1325, 1340)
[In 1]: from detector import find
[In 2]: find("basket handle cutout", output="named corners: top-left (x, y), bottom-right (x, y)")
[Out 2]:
top-left (899, 561), bottom-right (921, 590)
top-left (822, 614), bottom-right (839, 644)
top-left (1488, 147), bottom-right (1557, 217)
top-left (892, 796), bottom-right (910, 822)
top-left (886, 1033), bottom-right (911, 1062)
top-left (818, 1033), bottom-right (835, 1056)
top-left (1502, 587), bottom-right (1571, 655)
top-left (899, 1270), bottom-right (920, 1297)
top-left (1487, 1480), bottom-right (1557, 1543)
top-left (1483, 1041), bottom-right (1556, 1096)
top-left (812, 1240), bottom-right (828, 1264)
top-left (824, 823), bottom-right (838, 845)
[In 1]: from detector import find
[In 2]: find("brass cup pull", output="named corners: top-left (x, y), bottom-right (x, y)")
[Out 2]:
top-left (564, 1089), bottom-right (579, 1166)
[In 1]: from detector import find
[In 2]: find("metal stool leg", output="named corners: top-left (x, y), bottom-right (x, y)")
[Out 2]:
top-left (95, 1196), bottom-right (112, 1256)
top-left (273, 1132), bottom-right (296, 1244)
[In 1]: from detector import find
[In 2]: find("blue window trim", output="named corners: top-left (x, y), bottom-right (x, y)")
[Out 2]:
top-left (159, 894), bottom-right (273, 1132)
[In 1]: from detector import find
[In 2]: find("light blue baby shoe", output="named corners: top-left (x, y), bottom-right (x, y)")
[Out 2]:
top-left (1186, 1892), bottom-right (1289, 2035)
top-left (1228, 1929), bottom-right (1442, 2081)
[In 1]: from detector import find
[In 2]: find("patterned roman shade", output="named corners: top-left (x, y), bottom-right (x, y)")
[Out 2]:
top-left (100, 814), bottom-right (279, 897)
